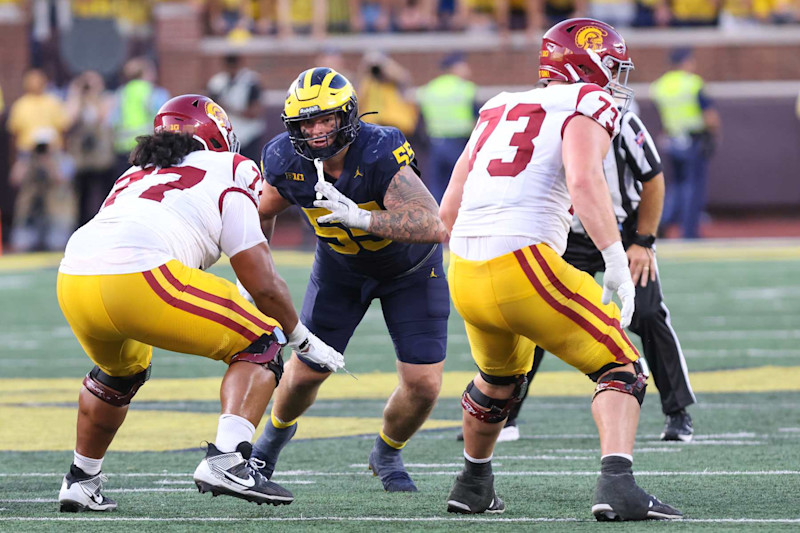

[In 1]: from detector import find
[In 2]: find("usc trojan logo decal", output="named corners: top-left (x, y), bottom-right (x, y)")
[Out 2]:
top-left (205, 101), bottom-right (231, 130)
top-left (575, 26), bottom-right (608, 51)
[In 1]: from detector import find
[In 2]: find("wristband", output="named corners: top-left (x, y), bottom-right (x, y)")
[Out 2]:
top-left (287, 322), bottom-right (309, 346)
top-left (631, 232), bottom-right (656, 248)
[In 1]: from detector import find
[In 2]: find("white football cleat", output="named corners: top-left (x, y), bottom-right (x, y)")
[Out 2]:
top-left (58, 466), bottom-right (117, 512)
top-left (496, 424), bottom-right (520, 443)
top-left (193, 442), bottom-right (294, 506)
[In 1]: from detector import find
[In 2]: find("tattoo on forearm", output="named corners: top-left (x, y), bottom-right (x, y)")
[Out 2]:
top-left (368, 165), bottom-right (448, 243)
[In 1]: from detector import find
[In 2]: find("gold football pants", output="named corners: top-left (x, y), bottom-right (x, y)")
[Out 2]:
top-left (57, 260), bottom-right (280, 377)
top-left (448, 243), bottom-right (639, 378)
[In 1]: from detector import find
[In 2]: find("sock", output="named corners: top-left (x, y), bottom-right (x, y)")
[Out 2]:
top-left (215, 414), bottom-right (255, 453)
top-left (252, 411), bottom-right (298, 467)
top-left (600, 454), bottom-right (633, 475)
top-left (463, 450), bottom-right (493, 477)
top-left (73, 452), bottom-right (103, 476)
top-left (379, 430), bottom-right (407, 450)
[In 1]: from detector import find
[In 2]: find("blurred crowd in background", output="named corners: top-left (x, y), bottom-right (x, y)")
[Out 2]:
top-left (1, 0), bottom-right (798, 71)
top-left (0, 0), bottom-right (797, 253)
top-left (200, 0), bottom-right (800, 39)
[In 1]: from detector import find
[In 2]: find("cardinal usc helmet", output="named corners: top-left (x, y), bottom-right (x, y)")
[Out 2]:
top-left (539, 18), bottom-right (634, 108)
top-left (154, 94), bottom-right (240, 153)
top-left (282, 67), bottom-right (360, 161)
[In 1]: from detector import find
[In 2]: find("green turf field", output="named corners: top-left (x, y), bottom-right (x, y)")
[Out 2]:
top-left (1, 240), bottom-right (799, 531)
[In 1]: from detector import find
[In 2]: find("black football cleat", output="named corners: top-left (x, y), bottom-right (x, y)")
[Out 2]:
top-left (446, 471), bottom-right (505, 514)
top-left (661, 410), bottom-right (694, 442)
top-left (592, 471), bottom-right (682, 521)
top-left (368, 437), bottom-right (418, 492)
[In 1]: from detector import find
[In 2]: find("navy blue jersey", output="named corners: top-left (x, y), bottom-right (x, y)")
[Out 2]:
top-left (262, 121), bottom-right (435, 279)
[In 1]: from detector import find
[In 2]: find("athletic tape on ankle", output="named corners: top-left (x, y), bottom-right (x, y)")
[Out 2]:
top-left (464, 450), bottom-right (493, 464)
top-left (380, 430), bottom-right (407, 450)
top-left (271, 411), bottom-right (297, 429)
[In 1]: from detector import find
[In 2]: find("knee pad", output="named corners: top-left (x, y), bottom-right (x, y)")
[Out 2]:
top-left (592, 360), bottom-right (647, 406)
top-left (461, 374), bottom-right (528, 424)
top-left (83, 364), bottom-right (151, 407)
top-left (230, 330), bottom-right (285, 385)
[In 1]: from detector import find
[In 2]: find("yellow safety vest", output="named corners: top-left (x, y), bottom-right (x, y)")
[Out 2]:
top-left (417, 74), bottom-right (476, 139)
top-left (650, 70), bottom-right (706, 138)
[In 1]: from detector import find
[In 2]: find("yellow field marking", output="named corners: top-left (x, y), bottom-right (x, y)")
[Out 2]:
top-left (2, 367), bottom-right (799, 407)
top-left (0, 250), bottom-right (310, 272)
top-left (0, 407), bottom-right (460, 452)
top-left (3, 239), bottom-right (800, 272)
top-left (1, 366), bottom-right (798, 451)
top-left (655, 239), bottom-right (800, 262)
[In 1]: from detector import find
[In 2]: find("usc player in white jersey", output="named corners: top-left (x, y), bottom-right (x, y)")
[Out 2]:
top-left (439, 19), bottom-right (682, 520)
top-left (56, 95), bottom-right (344, 512)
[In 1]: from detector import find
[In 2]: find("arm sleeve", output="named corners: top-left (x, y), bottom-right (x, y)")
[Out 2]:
top-left (219, 192), bottom-right (268, 258)
top-left (619, 112), bottom-right (662, 182)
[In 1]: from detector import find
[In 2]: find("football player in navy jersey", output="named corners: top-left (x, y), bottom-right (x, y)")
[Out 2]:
top-left (246, 67), bottom-right (448, 493)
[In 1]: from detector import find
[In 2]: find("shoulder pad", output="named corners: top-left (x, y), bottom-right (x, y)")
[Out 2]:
top-left (360, 124), bottom-right (406, 165)
top-left (261, 133), bottom-right (293, 176)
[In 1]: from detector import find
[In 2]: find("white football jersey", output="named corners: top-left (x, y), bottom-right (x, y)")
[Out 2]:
top-left (60, 150), bottom-right (266, 275)
top-left (451, 82), bottom-right (621, 256)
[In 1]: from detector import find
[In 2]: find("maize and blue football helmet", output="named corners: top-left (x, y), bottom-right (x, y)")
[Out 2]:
top-left (282, 67), bottom-right (360, 161)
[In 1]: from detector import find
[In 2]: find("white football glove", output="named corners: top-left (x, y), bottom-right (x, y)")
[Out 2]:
top-left (600, 241), bottom-right (636, 329)
top-left (287, 322), bottom-right (346, 373)
top-left (313, 180), bottom-right (372, 230)
top-left (236, 278), bottom-right (255, 304)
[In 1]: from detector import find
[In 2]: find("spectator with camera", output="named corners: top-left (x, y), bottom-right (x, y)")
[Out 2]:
top-left (7, 69), bottom-right (75, 251)
top-left (357, 51), bottom-right (418, 138)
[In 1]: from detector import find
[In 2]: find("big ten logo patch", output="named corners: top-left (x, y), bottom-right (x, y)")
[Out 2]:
top-left (285, 172), bottom-right (305, 182)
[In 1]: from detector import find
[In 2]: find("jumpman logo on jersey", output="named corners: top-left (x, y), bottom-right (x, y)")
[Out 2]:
top-left (430, 268), bottom-right (438, 278)
top-left (354, 167), bottom-right (363, 179)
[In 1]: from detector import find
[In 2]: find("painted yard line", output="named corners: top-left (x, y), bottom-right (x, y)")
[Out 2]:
top-left (353, 462), bottom-right (462, 468)
top-left (0, 499), bottom-right (56, 503)
top-left (106, 488), bottom-right (193, 493)
top-left (151, 479), bottom-right (315, 485)
top-left (698, 403), bottom-right (800, 410)
top-left (515, 431), bottom-right (765, 440)
top-left (523, 447), bottom-right (682, 454)
top-left (686, 349), bottom-right (800, 358)
top-left (3, 470), bottom-right (799, 478)
top-left (680, 329), bottom-right (800, 340)
top-left (2, 516), bottom-right (800, 524)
